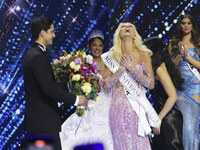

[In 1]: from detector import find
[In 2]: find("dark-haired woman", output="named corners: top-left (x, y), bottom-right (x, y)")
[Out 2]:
top-left (144, 37), bottom-right (184, 150)
top-left (60, 30), bottom-right (113, 150)
top-left (169, 14), bottom-right (200, 150)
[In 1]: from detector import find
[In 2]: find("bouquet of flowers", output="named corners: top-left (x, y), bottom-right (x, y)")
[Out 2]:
top-left (52, 49), bottom-right (101, 116)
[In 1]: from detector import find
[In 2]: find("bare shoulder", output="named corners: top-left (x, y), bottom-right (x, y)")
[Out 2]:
top-left (138, 51), bottom-right (151, 61)
top-left (156, 63), bottom-right (167, 74)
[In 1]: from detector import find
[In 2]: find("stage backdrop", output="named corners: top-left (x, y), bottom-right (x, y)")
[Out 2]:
top-left (0, 0), bottom-right (200, 149)
top-left (109, 0), bottom-right (200, 45)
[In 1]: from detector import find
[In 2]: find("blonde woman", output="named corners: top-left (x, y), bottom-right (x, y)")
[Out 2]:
top-left (102, 22), bottom-right (157, 150)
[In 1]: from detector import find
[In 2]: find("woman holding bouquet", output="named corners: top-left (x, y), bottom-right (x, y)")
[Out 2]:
top-left (60, 30), bottom-right (113, 150)
top-left (101, 22), bottom-right (160, 150)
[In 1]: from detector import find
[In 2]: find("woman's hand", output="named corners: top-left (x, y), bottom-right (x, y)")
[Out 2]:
top-left (120, 54), bottom-right (136, 72)
top-left (152, 119), bottom-right (162, 135)
top-left (178, 42), bottom-right (188, 58)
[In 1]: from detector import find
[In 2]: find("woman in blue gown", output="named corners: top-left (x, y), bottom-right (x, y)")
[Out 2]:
top-left (169, 14), bottom-right (200, 150)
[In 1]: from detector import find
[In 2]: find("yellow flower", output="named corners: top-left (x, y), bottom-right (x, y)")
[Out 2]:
top-left (72, 74), bottom-right (81, 81)
top-left (74, 65), bottom-right (81, 72)
top-left (96, 96), bottom-right (100, 101)
top-left (82, 52), bottom-right (86, 58)
top-left (76, 50), bottom-right (80, 56)
top-left (67, 54), bottom-right (72, 59)
top-left (81, 82), bottom-right (92, 95)
top-left (70, 61), bottom-right (76, 69)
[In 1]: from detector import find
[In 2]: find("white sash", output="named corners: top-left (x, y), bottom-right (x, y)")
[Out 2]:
top-left (101, 52), bottom-right (161, 137)
top-left (186, 61), bottom-right (200, 81)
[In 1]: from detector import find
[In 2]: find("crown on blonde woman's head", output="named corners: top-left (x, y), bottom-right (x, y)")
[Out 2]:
top-left (88, 30), bottom-right (104, 41)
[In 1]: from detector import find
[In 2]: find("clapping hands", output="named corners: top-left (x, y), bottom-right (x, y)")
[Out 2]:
top-left (178, 42), bottom-right (188, 58)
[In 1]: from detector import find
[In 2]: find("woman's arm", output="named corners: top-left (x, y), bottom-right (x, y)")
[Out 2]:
top-left (153, 62), bottom-right (178, 135)
top-left (103, 66), bottom-right (125, 90)
top-left (169, 42), bottom-right (182, 67)
top-left (184, 49), bottom-right (200, 69)
top-left (156, 63), bottom-right (177, 120)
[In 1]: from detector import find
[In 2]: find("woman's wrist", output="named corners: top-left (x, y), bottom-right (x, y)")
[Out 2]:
top-left (177, 53), bottom-right (183, 57)
top-left (184, 55), bottom-right (189, 61)
top-left (178, 50), bottom-right (183, 55)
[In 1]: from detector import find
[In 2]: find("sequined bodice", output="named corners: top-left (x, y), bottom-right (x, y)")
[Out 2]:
top-left (109, 63), bottom-right (151, 150)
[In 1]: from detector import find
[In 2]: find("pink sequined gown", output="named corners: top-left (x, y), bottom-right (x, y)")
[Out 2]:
top-left (109, 64), bottom-right (152, 150)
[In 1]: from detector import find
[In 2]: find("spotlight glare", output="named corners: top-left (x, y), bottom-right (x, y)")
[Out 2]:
top-left (158, 34), bottom-right (162, 38)
top-left (173, 19), bottom-right (177, 23)
top-left (9, 7), bottom-right (15, 13)
top-left (16, 109), bottom-right (20, 114)
top-left (15, 6), bottom-right (20, 11)
top-left (166, 26), bottom-right (170, 31)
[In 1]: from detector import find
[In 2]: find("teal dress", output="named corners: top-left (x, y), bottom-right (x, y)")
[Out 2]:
top-left (176, 48), bottom-right (200, 150)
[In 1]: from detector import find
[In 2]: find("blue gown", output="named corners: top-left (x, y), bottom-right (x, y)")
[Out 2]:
top-left (176, 48), bottom-right (200, 150)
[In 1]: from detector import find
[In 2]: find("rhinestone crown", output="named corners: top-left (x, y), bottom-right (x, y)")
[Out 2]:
top-left (88, 30), bottom-right (104, 41)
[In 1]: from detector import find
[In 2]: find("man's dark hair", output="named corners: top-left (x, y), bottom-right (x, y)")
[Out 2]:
top-left (31, 17), bottom-right (53, 41)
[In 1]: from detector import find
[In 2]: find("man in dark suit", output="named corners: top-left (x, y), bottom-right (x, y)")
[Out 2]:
top-left (23, 17), bottom-right (88, 150)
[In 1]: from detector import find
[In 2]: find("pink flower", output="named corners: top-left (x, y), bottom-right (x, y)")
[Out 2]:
top-left (59, 56), bottom-right (67, 61)
top-left (79, 64), bottom-right (90, 75)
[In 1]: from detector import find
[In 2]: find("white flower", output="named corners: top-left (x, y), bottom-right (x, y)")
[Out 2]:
top-left (86, 55), bottom-right (93, 64)
top-left (74, 65), bottom-right (81, 72)
top-left (70, 61), bottom-right (81, 71)
top-left (72, 74), bottom-right (81, 81)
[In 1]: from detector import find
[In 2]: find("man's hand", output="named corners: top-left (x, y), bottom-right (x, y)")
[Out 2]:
top-left (78, 96), bottom-right (88, 107)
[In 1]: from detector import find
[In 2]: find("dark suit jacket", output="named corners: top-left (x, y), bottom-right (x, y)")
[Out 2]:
top-left (23, 43), bottom-right (76, 133)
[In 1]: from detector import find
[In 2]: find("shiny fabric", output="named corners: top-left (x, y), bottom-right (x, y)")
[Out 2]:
top-left (60, 87), bottom-right (113, 150)
top-left (176, 48), bottom-right (200, 150)
top-left (109, 64), bottom-right (151, 150)
top-left (150, 80), bottom-right (183, 150)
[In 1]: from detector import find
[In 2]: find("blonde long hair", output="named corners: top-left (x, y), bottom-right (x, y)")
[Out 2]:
top-left (110, 22), bottom-right (152, 63)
